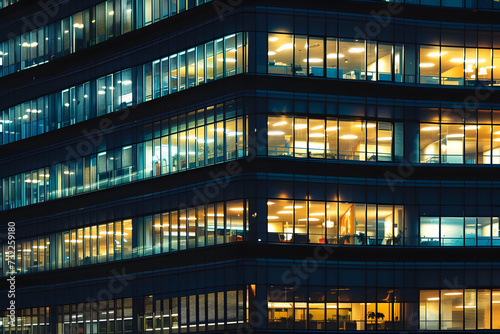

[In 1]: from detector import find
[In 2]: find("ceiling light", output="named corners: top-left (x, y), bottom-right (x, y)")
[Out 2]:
top-left (268, 131), bottom-right (285, 136)
top-left (444, 292), bottom-right (463, 296)
top-left (326, 127), bottom-right (338, 131)
top-left (355, 123), bottom-right (376, 128)
top-left (421, 126), bottom-right (439, 131)
top-left (327, 53), bottom-right (344, 59)
top-left (348, 47), bottom-right (365, 53)
top-left (277, 210), bottom-right (293, 214)
top-left (427, 297), bottom-right (440, 301)
top-left (378, 137), bottom-right (392, 141)
top-left (419, 63), bottom-right (435, 68)
top-left (311, 125), bottom-right (323, 130)
top-left (446, 134), bottom-right (464, 138)
top-left (460, 125), bottom-right (480, 130)
top-left (109, 10), bottom-right (115, 15)
top-left (450, 58), bottom-right (464, 63)
top-left (309, 133), bottom-right (324, 138)
top-left (273, 121), bottom-right (287, 126)
top-left (428, 52), bottom-right (447, 57)
top-left (229, 208), bottom-right (244, 211)
top-left (322, 221), bottom-right (335, 228)
top-left (268, 51), bottom-right (276, 56)
top-left (267, 201), bottom-right (275, 205)
top-left (269, 37), bottom-right (279, 42)
top-left (277, 44), bottom-right (293, 52)
top-left (309, 213), bottom-right (325, 216)
top-left (285, 206), bottom-right (303, 209)
top-left (304, 58), bottom-right (323, 63)
top-left (340, 135), bottom-right (358, 140)
top-left (294, 124), bottom-right (307, 129)
top-left (267, 216), bottom-right (279, 219)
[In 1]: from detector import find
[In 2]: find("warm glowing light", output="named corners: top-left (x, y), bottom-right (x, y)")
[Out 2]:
top-left (273, 121), bottom-right (287, 126)
top-left (267, 216), bottom-right (279, 219)
top-left (419, 63), bottom-right (435, 68)
top-left (327, 53), bottom-right (344, 59)
top-left (421, 126), bottom-right (440, 131)
top-left (268, 131), bottom-right (285, 136)
top-left (428, 52), bottom-right (447, 57)
top-left (268, 51), bottom-right (276, 56)
top-left (340, 135), bottom-right (358, 140)
top-left (378, 137), bottom-right (392, 141)
top-left (269, 37), bottom-right (279, 42)
top-left (446, 134), bottom-right (464, 138)
top-left (277, 44), bottom-right (293, 52)
top-left (348, 47), bottom-right (365, 53)
top-left (304, 58), bottom-right (323, 63)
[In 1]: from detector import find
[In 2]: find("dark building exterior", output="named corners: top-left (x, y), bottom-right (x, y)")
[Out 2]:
top-left (1, 0), bottom-right (500, 332)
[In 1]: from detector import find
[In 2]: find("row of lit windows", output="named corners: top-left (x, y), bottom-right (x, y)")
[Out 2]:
top-left (267, 199), bottom-right (500, 247)
top-left (267, 34), bottom-right (500, 86)
top-left (0, 33), bottom-right (246, 146)
top-left (4, 200), bottom-right (500, 277)
top-left (3, 287), bottom-right (500, 332)
top-left (0, 0), bottom-right (211, 76)
top-left (0, 0), bottom-right (18, 9)
top-left (419, 123), bottom-right (500, 164)
top-left (267, 200), bottom-right (404, 245)
top-left (267, 286), bottom-right (500, 331)
top-left (352, 0), bottom-right (500, 10)
top-left (0, 110), bottom-right (247, 211)
top-left (139, 291), bottom-right (245, 332)
top-left (0, 200), bottom-right (246, 277)
top-left (420, 217), bottom-right (500, 246)
top-left (268, 115), bottom-right (402, 162)
top-left (0, 290), bottom-right (245, 333)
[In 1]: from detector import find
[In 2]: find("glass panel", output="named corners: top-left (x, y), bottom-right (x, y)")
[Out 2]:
top-left (420, 123), bottom-right (440, 163)
top-left (339, 39), bottom-right (365, 80)
top-left (226, 200), bottom-right (244, 242)
top-left (339, 120), bottom-right (366, 161)
top-left (441, 217), bottom-right (464, 246)
top-left (420, 290), bottom-right (440, 330)
top-left (378, 43), bottom-right (392, 81)
top-left (267, 199), bottom-right (293, 243)
top-left (441, 124), bottom-right (464, 163)
top-left (268, 115), bottom-right (293, 156)
top-left (326, 38), bottom-right (338, 78)
top-left (441, 290), bottom-right (463, 330)
top-left (308, 37), bottom-right (324, 77)
top-left (441, 46), bottom-right (464, 85)
top-left (465, 48), bottom-right (477, 85)
top-left (268, 34), bottom-right (293, 75)
top-left (294, 117), bottom-right (307, 158)
top-left (378, 121), bottom-right (393, 161)
top-left (419, 45), bottom-right (440, 84)
top-left (308, 119), bottom-right (325, 158)
top-left (308, 201), bottom-right (325, 243)
top-left (326, 118), bottom-right (338, 159)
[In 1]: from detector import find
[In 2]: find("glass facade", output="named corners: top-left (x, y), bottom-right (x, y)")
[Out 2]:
top-left (0, 200), bottom-right (246, 276)
top-left (348, 0), bottom-right (500, 10)
top-left (0, 102), bottom-right (247, 210)
top-left (0, 289), bottom-right (245, 333)
top-left (420, 216), bottom-right (500, 246)
top-left (0, 33), bottom-right (246, 146)
top-left (268, 115), bottom-right (401, 162)
top-left (0, 0), bottom-right (212, 77)
top-left (267, 33), bottom-right (500, 86)
top-left (420, 122), bottom-right (500, 164)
